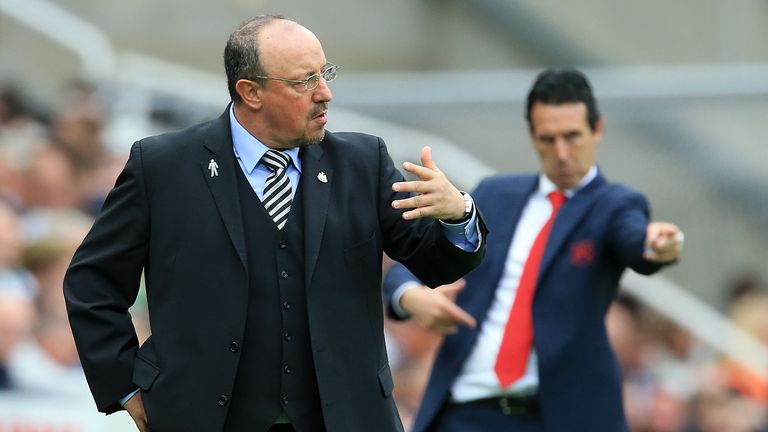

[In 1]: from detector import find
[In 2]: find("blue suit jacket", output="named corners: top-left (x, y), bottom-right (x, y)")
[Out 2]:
top-left (384, 172), bottom-right (666, 432)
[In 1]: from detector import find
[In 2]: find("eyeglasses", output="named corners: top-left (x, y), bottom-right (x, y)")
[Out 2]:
top-left (251, 63), bottom-right (339, 91)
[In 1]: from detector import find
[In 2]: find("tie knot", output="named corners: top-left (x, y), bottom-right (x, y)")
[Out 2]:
top-left (262, 149), bottom-right (291, 172)
top-left (547, 190), bottom-right (567, 210)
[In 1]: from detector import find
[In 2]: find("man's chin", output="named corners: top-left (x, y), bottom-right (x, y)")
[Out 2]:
top-left (297, 130), bottom-right (325, 148)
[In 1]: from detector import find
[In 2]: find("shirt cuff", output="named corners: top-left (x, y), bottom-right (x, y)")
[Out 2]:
top-left (440, 193), bottom-right (481, 252)
top-left (391, 282), bottom-right (422, 319)
top-left (120, 388), bottom-right (140, 406)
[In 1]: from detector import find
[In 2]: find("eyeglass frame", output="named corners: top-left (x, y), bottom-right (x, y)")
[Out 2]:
top-left (250, 63), bottom-right (339, 91)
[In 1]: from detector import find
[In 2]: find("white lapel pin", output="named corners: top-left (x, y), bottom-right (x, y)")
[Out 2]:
top-left (208, 159), bottom-right (219, 177)
top-left (317, 171), bottom-right (328, 183)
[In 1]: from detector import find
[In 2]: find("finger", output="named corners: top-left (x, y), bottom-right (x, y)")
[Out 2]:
top-left (442, 325), bottom-right (460, 335)
top-left (448, 278), bottom-right (466, 290)
top-left (662, 228), bottom-right (680, 240)
top-left (392, 179), bottom-right (430, 194)
top-left (643, 250), bottom-right (660, 261)
top-left (446, 304), bottom-right (477, 329)
top-left (439, 279), bottom-right (467, 299)
top-left (648, 240), bottom-right (670, 256)
top-left (401, 161), bottom-right (436, 181)
top-left (645, 222), bottom-right (664, 242)
top-left (652, 232), bottom-right (678, 251)
top-left (430, 323), bottom-right (459, 335)
top-left (402, 204), bottom-right (446, 220)
top-left (392, 193), bottom-right (434, 210)
top-left (402, 206), bottom-right (430, 220)
top-left (651, 235), bottom-right (667, 250)
top-left (420, 146), bottom-right (439, 171)
top-left (644, 247), bottom-right (677, 262)
top-left (655, 227), bottom-right (675, 242)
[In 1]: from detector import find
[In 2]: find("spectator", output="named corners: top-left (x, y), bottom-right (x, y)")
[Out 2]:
top-left (0, 288), bottom-right (36, 390)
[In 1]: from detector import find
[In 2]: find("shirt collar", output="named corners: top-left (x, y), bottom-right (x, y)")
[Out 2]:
top-left (229, 105), bottom-right (302, 174)
top-left (538, 165), bottom-right (598, 198)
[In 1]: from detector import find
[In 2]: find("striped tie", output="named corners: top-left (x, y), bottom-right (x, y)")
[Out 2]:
top-left (261, 149), bottom-right (293, 230)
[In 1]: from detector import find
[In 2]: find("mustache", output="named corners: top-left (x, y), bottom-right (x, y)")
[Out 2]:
top-left (310, 103), bottom-right (329, 118)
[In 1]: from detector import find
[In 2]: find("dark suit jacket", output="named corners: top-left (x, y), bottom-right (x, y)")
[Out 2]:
top-left (64, 108), bottom-right (487, 431)
top-left (384, 173), bottom-right (666, 432)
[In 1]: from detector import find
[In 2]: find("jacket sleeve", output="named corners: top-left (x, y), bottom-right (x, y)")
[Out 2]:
top-left (607, 190), bottom-right (666, 275)
top-left (382, 263), bottom-right (421, 321)
top-left (64, 142), bottom-right (150, 414)
top-left (376, 138), bottom-right (488, 289)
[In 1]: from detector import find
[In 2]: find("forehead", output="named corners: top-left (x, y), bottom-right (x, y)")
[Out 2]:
top-left (258, 20), bottom-right (326, 75)
top-left (530, 102), bottom-right (590, 132)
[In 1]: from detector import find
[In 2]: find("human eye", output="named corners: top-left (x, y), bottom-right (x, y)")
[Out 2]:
top-left (305, 74), bottom-right (320, 89)
top-left (565, 131), bottom-right (581, 141)
top-left (538, 135), bottom-right (555, 145)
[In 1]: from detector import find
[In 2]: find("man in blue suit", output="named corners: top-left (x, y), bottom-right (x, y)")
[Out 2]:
top-left (383, 69), bottom-right (684, 432)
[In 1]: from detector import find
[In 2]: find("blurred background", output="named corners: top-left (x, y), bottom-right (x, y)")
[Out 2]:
top-left (1, 0), bottom-right (766, 430)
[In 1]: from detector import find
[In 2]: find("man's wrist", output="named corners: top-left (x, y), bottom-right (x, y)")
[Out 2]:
top-left (392, 282), bottom-right (421, 319)
top-left (120, 388), bottom-right (140, 406)
top-left (441, 192), bottom-right (473, 224)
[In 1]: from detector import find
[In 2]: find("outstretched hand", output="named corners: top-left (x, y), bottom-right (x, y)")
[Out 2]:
top-left (392, 146), bottom-right (466, 221)
top-left (400, 279), bottom-right (476, 335)
top-left (644, 222), bottom-right (684, 263)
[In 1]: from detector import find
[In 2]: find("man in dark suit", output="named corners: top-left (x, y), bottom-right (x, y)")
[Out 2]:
top-left (383, 69), bottom-right (683, 432)
top-left (64, 15), bottom-right (487, 432)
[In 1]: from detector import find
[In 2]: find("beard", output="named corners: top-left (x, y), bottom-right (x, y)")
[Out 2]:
top-left (292, 102), bottom-right (329, 147)
top-left (294, 129), bottom-right (325, 148)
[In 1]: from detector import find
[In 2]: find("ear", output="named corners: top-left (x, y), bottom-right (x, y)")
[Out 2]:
top-left (235, 79), bottom-right (263, 110)
top-left (593, 117), bottom-right (605, 142)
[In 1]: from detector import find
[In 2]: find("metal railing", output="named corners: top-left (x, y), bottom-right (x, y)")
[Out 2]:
top-left (0, 0), bottom-right (115, 79)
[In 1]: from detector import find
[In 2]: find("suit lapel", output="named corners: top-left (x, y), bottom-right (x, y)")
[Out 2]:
top-left (300, 142), bottom-right (333, 286)
top-left (538, 173), bottom-right (607, 277)
top-left (201, 108), bottom-right (248, 272)
top-left (459, 176), bottom-right (538, 327)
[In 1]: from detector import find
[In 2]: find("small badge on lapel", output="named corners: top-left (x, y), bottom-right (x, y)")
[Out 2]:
top-left (208, 159), bottom-right (219, 177)
top-left (570, 240), bottom-right (596, 267)
top-left (317, 171), bottom-right (328, 183)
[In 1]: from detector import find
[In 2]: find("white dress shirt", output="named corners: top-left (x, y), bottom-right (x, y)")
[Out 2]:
top-left (449, 167), bottom-right (597, 402)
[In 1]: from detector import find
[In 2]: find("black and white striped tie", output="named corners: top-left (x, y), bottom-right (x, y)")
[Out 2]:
top-left (261, 149), bottom-right (293, 230)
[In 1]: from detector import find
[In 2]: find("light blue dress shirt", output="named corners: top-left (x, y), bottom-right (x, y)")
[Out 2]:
top-left (229, 108), bottom-right (302, 201)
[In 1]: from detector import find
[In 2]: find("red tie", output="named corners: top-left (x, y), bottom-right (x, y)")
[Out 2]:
top-left (494, 190), bottom-right (567, 387)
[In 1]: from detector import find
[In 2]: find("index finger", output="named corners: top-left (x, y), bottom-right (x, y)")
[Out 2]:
top-left (402, 161), bottom-right (436, 180)
top-left (445, 303), bottom-right (476, 329)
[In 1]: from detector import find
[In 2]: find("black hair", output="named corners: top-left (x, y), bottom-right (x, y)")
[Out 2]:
top-left (525, 68), bottom-right (600, 131)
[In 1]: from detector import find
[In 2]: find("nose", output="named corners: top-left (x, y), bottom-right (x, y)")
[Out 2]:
top-left (313, 78), bottom-right (333, 103)
top-left (553, 139), bottom-right (569, 161)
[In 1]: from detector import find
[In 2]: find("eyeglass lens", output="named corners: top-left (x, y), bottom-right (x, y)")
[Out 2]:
top-left (307, 65), bottom-right (338, 90)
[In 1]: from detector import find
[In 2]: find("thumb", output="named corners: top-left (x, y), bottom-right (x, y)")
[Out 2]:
top-left (439, 279), bottom-right (467, 300)
top-left (420, 146), bottom-right (439, 171)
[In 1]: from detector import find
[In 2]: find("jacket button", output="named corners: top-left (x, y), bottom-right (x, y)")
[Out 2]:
top-left (229, 342), bottom-right (240, 353)
top-left (282, 301), bottom-right (291, 310)
top-left (284, 332), bottom-right (292, 342)
top-left (281, 395), bottom-right (289, 405)
top-left (283, 364), bottom-right (291, 374)
top-left (281, 270), bottom-right (288, 279)
top-left (279, 240), bottom-right (287, 249)
top-left (218, 395), bottom-right (229, 407)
